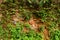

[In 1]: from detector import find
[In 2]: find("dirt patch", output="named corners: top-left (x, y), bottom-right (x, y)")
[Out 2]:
top-left (43, 29), bottom-right (49, 40)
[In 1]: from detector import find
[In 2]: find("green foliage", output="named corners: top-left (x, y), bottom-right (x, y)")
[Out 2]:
top-left (0, 0), bottom-right (60, 40)
top-left (39, 25), bottom-right (45, 32)
top-left (48, 22), bottom-right (58, 30)
top-left (34, 10), bottom-right (48, 22)
top-left (21, 10), bottom-right (32, 20)
top-left (24, 23), bottom-right (31, 28)
top-left (0, 22), bottom-right (43, 40)
top-left (49, 22), bottom-right (57, 28)
top-left (0, 25), bottom-right (9, 40)
top-left (50, 29), bottom-right (60, 40)
top-left (4, 0), bottom-right (14, 3)
top-left (0, 25), bottom-right (4, 36)
top-left (20, 30), bottom-right (42, 40)
top-left (26, 0), bottom-right (51, 7)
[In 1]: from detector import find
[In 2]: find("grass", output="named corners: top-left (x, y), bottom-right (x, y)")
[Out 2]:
top-left (0, 0), bottom-right (60, 40)
top-left (0, 22), bottom-right (43, 40)
top-left (50, 29), bottom-right (60, 40)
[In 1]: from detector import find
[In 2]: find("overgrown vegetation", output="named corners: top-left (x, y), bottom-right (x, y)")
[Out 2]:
top-left (0, 0), bottom-right (60, 40)
top-left (0, 22), bottom-right (43, 40)
top-left (50, 29), bottom-right (60, 40)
